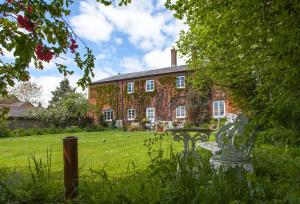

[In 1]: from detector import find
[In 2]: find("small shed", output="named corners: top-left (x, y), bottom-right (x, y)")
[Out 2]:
top-left (0, 96), bottom-right (44, 129)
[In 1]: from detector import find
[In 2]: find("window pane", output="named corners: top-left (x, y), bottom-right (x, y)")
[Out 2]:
top-left (181, 76), bottom-right (185, 87)
top-left (128, 109), bottom-right (136, 120)
top-left (176, 106), bottom-right (186, 118)
top-left (182, 106), bottom-right (186, 117)
top-left (176, 76), bottom-right (185, 88)
top-left (146, 80), bottom-right (154, 91)
top-left (146, 108), bottom-right (154, 121)
top-left (219, 101), bottom-right (225, 116)
top-left (176, 77), bottom-right (180, 87)
top-left (213, 100), bottom-right (225, 117)
top-left (104, 110), bottom-right (113, 121)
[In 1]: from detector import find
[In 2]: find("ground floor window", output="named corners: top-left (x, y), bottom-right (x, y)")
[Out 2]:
top-left (213, 100), bottom-right (225, 118)
top-left (128, 109), bottom-right (136, 120)
top-left (146, 107), bottom-right (155, 122)
top-left (176, 106), bottom-right (186, 118)
top-left (103, 109), bottom-right (114, 121)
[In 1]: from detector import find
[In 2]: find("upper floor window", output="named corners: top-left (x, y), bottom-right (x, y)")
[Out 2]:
top-left (176, 106), bottom-right (186, 118)
top-left (213, 100), bottom-right (225, 118)
top-left (128, 82), bottom-right (134, 94)
top-left (103, 109), bottom-right (114, 121)
top-left (146, 80), bottom-right (154, 92)
top-left (176, 76), bottom-right (185, 88)
top-left (128, 108), bottom-right (136, 120)
top-left (146, 107), bottom-right (155, 122)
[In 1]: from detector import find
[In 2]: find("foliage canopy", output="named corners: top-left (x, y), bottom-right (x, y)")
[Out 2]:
top-left (166, 0), bottom-right (300, 131)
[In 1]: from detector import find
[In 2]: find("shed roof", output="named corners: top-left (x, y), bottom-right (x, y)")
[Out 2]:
top-left (91, 65), bottom-right (186, 84)
top-left (0, 100), bottom-right (34, 118)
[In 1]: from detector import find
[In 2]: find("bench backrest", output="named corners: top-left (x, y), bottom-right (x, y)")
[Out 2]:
top-left (215, 115), bottom-right (255, 162)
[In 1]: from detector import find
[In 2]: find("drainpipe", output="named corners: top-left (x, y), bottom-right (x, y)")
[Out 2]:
top-left (121, 81), bottom-right (124, 127)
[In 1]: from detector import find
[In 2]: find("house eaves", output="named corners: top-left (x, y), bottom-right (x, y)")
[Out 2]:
top-left (91, 65), bottom-right (187, 85)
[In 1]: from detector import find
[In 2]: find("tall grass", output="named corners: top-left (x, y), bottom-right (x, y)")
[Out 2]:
top-left (0, 133), bottom-right (299, 203)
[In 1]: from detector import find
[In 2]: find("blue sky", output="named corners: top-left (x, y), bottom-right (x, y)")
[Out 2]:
top-left (4, 0), bottom-right (187, 105)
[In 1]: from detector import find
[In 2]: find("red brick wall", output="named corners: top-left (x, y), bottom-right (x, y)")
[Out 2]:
top-left (88, 75), bottom-right (239, 123)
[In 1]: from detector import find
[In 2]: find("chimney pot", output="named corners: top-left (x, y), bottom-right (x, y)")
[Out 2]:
top-left (171, 48), bottom-right (177, 67)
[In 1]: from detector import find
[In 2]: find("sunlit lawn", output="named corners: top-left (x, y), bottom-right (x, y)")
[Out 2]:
top-left (0, 130), bottom-right (183, 176)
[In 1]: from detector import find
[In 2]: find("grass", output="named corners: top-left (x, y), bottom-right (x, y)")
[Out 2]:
top-left (0, 130), bottom-right (183, 176)
top-left (0, 130), bottom-right (300, 203)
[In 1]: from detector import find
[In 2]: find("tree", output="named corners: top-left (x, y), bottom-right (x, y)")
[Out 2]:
top-left (166, 0), bottom-right (300, 133)
top-left (31, 90), bottom-right (93, 127)
top-left (48, 78), bottom-right (75, 106)
top-left (30, 105), bottom-right (69, 127)
top-left (10, 81), bottom-right (42, 106)
top-left (0, 0), bottom-right (133, 98)
top-left (61, 92), bottom-right (93, 126)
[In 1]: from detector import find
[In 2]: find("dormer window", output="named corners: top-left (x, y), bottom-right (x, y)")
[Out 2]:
top-left (176, 76), bottom-right (185, 88)
top-left (146, 80), bottom-right (154, 92)
top-left (128, 82), bottom-right (134, 94)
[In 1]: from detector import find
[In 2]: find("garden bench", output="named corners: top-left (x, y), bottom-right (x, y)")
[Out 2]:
top-left (206, 115), bottom-right (256, 173)
top-left (166, 128), bottom-right (212, 161)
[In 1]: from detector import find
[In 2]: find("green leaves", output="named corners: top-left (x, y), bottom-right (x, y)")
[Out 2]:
top-left (170, 0), bottom-right (300, 132)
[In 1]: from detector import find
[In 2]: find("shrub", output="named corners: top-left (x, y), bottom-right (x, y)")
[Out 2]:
top-left (257, 127), bottom-right (300, 146)
top-left (0, 125), bottom-right (10, 137)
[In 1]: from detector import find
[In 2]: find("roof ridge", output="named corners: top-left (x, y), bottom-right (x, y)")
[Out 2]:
top-left (91, 65), bottom-right (186, 85)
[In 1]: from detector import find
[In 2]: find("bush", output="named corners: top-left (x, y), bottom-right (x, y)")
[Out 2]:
top-left (257, 127), bottom-right (300, 146)
top-left (0, 125), bottom-right (10, 137)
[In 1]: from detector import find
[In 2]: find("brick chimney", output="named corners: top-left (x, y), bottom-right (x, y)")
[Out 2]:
top-left (171, 48), bottom-right (177, 67)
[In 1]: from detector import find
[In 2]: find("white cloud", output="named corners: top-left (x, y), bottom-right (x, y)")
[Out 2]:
top-left (70, 1), bottom-right (113, 42)
top-left (117, 48), bottom-right (186, 74)
top-left (93, 67), bottom-right (117, 80)
top-left (30, 76), bottom-right (62, 106)
top-left (30, 73), bottom-right (85, 107)
top-left (143, 48), bottom-right (186, 69)
top-left (120, 57), bottom-right (145, 73)
top-left (96, 53), bottom-right (106, 60)
top-left (70, 0), bottom-right (187, 51)
top-left (115, 37), bottom-right (123, 45)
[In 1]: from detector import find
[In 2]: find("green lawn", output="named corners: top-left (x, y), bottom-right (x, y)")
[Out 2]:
top-left (0, 130), bottom-right (183, 176)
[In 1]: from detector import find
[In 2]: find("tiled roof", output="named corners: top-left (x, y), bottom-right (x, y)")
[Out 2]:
top-left (91, 65), bottom-right (186, 84)
top-left (0, 100), bottom-right (33, 118)
top-left (8, 106), bottom-right (30, 118)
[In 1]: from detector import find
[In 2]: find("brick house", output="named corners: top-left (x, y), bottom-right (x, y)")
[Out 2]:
top-left (88, 49), bottom-right (237, 128)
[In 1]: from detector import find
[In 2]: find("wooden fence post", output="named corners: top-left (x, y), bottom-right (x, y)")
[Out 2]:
top-left (63, 136), bottom-right (78, 200)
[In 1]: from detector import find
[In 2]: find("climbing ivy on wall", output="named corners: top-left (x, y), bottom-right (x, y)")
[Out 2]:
top-left (90, 74), bottom-right (210, 124)
top-left (90, 83), bottom-right (120, 116)
top-left (124, 80), bottom-right (156, 122)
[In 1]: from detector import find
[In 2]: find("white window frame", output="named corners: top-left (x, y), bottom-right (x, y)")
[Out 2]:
top-left (127, 82), bottom-right (134, 94)
top-left (176, 76), bottom-right (185, 88)
top-left (146, 80), bottom-right (154, 92)
top-left (127, 108), bottom-right (136, 121)
top-left (146, 107), bottom-right (155, 122)
top-left (103, 109), bottom-right (114, 121)
top-left (176, 106), bottom-right (186, 118)
top-left (213, 100), bottom-right (225, 118)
